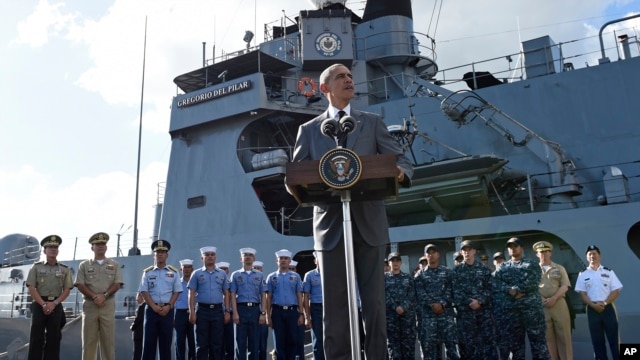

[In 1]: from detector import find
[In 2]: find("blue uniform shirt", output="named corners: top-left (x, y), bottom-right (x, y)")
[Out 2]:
top-left (188, 266), bottom-right (229, 304)
top-left (174, 278), bottom-right (190, 309)
top-left (138, 265), bottom-right (182, 303)
top-left (302, 269), bottom-right (323, 304)
top-left (230, 269), bottom-right (264, 303)
top-left (263, 270), bottom-right (302, 306)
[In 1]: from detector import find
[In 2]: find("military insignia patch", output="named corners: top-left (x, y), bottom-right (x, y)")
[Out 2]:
top-left (319, 148), bottom-right (362, 189)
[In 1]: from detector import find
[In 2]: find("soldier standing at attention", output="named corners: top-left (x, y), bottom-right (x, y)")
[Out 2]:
top-left (138, 240), bottom-right (182, 360)
top-left (384, 252), bottom-right (416, 360)
top-left (75, 232), bottom-right (124, 360)
top-left (452, 240), bottom-right (498, 360)
top-left (491, 252), bottom-right (510, 360)
top-left (494, 237), bottom-right (550, 360)
top-left (533, 241), bottom-right (573, 360)
top-left (262, 249), bottom-right (304, 360)
top-left (188, 246), bottom-right (231, 360)
top-left (414, 244), bottom-right (459, 360)
top-left (302, 252), bottom-right (324, 360)
top-left (575, 245), bottom-right (623, 360)
top-left (26, 235), bottom-right (73, 360)
top-left (174, 259), bottom-right (195, 360)
top-left (230, 248), bottom-right (264, 360)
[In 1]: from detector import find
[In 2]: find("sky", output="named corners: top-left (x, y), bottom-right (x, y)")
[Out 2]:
top-left (1, 0), bottom-right (638, 261)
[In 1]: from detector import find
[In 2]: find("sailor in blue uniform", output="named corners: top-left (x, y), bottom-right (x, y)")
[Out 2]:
top-left (253, 260), bottom-right (269, 360)
top-left (188, 246), bottom-right (231, 360)
top-left (230, 247), bottom-right (264, 360)
top-left (138, 240), bottom-right (182, 360)
top-left (302, 252), bottom-right (324, 360)
top-left (262, 249), bottom-right (304, 360)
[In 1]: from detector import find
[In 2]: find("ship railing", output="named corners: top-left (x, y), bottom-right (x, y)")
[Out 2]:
top-left (434, 25), bottom-right (639, 91)
top-left (355, 30), bottom-right (436, 65)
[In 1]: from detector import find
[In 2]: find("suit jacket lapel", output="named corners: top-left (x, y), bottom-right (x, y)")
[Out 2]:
top-left (317, 112), bottom-right (338, 152)
top-left (345, 109), bottom-right (365, 149)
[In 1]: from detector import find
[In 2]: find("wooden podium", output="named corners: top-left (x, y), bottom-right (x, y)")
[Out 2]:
top-left (285, 152), bottom-right (399, 360)
top-left (285, 153), bottom-right (400, 206)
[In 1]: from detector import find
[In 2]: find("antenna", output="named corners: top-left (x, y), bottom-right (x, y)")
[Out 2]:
top-left (117, 224), bottom-right (132, 258)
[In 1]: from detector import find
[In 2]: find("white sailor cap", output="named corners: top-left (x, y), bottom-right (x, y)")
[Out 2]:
top-left (275, 249), bottom-right (292, 258)
top-left (179, 259), bottom-right (194, 266)
top-left (239, 247), bottom-right (256, 255)
top-left (290, 260), bottom-right (298, 267)
top-left (200, 246), bottom-right (217, 254)
top-left (253, 261), bottom-right (264, 267)
top-left (217, 262), bottom-right (230, 269)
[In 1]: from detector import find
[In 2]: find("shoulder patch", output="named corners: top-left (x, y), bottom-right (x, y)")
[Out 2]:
top-left (603, 266), bottom-right (611, 271)
top-left (144, 265), bottom-right (154, 272)
top-left (168, 265), bottom-right (179, 272)
top-left (59, 263), bottom-right (69, 268)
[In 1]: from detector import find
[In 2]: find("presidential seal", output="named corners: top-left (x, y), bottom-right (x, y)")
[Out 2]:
top-left (315, 32), bottom-right (342, 57)
top-left (319, 148), bottom-right (362, 189)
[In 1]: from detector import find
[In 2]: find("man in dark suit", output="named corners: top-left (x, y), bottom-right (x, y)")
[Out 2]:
top-left (291, 63), bottom-right (413, 359)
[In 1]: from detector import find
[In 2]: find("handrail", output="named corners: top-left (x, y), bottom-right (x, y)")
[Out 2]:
top-left (598, 14), bottom-right (640, 63)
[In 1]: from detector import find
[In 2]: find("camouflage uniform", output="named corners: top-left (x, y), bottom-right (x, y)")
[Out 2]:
top-left (491, 266), bottom-right (510, 360)
top-left (385, 270), bottom-right (416, 360)
top-left (453, 261), bottom-right (498, 360)
top-left (494, 256), bottom-right (550, 360)
top-left (414, 265), bottom-right (459, 360)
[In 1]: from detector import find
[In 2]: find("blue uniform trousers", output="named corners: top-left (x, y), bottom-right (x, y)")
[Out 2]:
top-left (223, 320), bottom-right (234, 360)
top-left (195, 306), bottom-right (224, 360)
top-left (236, 305), bottom-right (260, 360)
top-left (174, 309), bottom-right (195, 360)
top-left (310, 303), bottom-right (325, 360)
top-left (142, 306), bottom-right (174, 360)
top-left (271, 306), bottom-right (301, 360)
top-left (587, 304), bottom-right (619, 360)
top-left (257, 324), bottom-right (269, 360)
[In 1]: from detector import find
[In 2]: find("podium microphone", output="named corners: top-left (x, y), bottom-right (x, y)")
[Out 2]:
top-left (321, 118), bottom-right (339, 137)
top-left (339, 116), bottom-right (357, 134)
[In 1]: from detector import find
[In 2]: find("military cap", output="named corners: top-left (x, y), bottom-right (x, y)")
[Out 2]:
top-left (419, 255), bottom-right (428, 263)
top-left (387, 252), bottom-right (401, 261)
top-left (480, 254), bottom-right (489, 260)
top-left (253, 261), bottom-right (264, 267)
top-left (453, 251), bottom-right (463, 261)
top-left (239, 247), bottom-right (256, 255)
top-left (41, 235), bottom-right (62, 248)
top-left (89, 232), bottom-right (109, 245)
top-left (179, 259), bottom-right (193, 266)
top-left (424, 244), bottom-right (439, 253)
top-left (290, 260), bottom-right (298, 267)
top-left (275, 249), bottom-right (292, 258)
top-left (217, 261), bottom-right (230, 269)
top-left (533, 241), bottom-right (553, 252)
top-left (505, 237), bottom-right (523, 247)
top-left (200, 246), bottom-right (217, 254)
top-left (460, 239), bottom-right (475, 249)
top-left (151, 239), bottom-right (171, 252)
top-left (493, 252), bottom-right (505, 260)
top-left (585, 245), bottom-right (600, 254)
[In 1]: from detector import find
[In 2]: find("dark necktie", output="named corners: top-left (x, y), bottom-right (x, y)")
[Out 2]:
top-left (337, 110), bottom-right (347, 147)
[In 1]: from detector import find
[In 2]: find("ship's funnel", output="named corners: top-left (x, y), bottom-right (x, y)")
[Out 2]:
top-left (362, 0), bottom-right (412, 21)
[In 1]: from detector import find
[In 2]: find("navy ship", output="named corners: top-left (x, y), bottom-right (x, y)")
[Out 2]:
top-left (1, 0), bottom-right (639, 358)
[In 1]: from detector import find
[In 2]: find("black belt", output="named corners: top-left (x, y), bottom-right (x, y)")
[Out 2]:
top-left (198, 303), bottom-right (223, 309)
top-left (272, 305), bottom-right (297, 310)
top-left (155, 303), bottom-right (169, 307)
top-left (237, 302), bottom-right (259, 307)
top-left (43, 296), bottom-right (58, 301)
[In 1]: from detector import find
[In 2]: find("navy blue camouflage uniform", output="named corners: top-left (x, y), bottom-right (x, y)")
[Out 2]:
top-left (453, 261), bottom-right (498, 359)
top-left (414, 265), bottom-right (459, 360)
top-left (494, 257), bottom-right (550, 360)
top-left (491, 266), bottom-right (510, 360)
top-left (385, 270), bottom-right (416, 360)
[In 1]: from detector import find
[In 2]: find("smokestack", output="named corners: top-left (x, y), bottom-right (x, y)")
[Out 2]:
top-left (362, 0), bottom-right (412, 22)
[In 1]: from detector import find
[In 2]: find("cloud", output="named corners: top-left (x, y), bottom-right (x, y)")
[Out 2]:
top-left (0, 161), bottom-right (167, 260)
top-left (12, 0), bottom-right (78, 48)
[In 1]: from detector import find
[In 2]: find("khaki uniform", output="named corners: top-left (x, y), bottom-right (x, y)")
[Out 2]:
top-left (539, 261), bottom-right (572, 360)
top-left (75, 257), bottom-right (123, 360)
top-left (26, 260), bottom-right (74, 360)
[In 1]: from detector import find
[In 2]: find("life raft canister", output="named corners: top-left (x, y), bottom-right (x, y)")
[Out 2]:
top-left (298, 77), bottom-right (317, 97)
